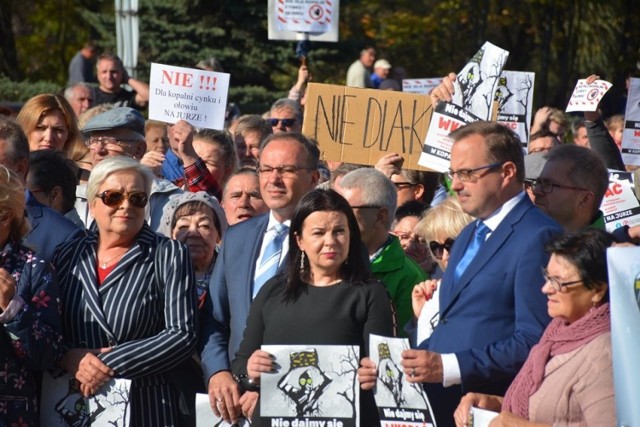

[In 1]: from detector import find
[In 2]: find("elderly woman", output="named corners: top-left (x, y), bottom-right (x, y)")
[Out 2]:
top-left (453, 228), bottom-right (616, 427)
top-left (52, 156), bottom-right (197, 426)
top-left (16, 93), bottom-right (84, 157)
top-left (0, 167), bottom-right (63, 424)
top-left (231, 189), bottom-right (395, 426)
top-left (160, 191), bottom-right (228, 309)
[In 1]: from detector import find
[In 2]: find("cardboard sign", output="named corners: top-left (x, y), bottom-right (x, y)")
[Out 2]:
top-left (621, 77), bottom-right (640, 166)
top-left (268, 0), bottom-right (340, 41)
top-left (402, 78), bottom-right (443, 95)
top-left (418, 101), bottom-right (482, 172)
top-left (495, 70), bottom-right (535, 147)
top-left (261, 344), bottom-right (360, 426)
top-left (452, 41), bottom-right (509, 120)
top-left (607, 247), bottom-right (640, 427)
top-left (369, 334), bottom-right (436, 427)
top-left (565, 79), bottom-right (612, 112)
top-left (149, 63), bottom-right (230, 130)
top-left (274, 0), bottom-right (334, 33)
top-left (302, 83), bottom-right (433, 169)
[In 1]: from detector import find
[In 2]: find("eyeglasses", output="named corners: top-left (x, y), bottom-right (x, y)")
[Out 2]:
top-left (446, 162), bottom-right (504, 182)
top-left (267, 118), bottom-right (296, 127)
top-left (529, 179), bottom-right (589, 194)
top-left (393, 232), bottom-right (426, 246)
top-left (86, 136), bottom-right (139, 150)
top-left (429, 238), bottom-right (455, 259)
top-left (541, 267), bottom-right (584, 292)
top-left (256, 164), bottom-right (315, 178)
top-left (393, 182), bottom-right (415, 190)
top-left (350, 205), bottom-right (382, 210)
top-left (97, 190), bottom-right (148, 208)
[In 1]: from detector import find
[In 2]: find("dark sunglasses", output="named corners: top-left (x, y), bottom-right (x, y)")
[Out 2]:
top-left (267, 118), bottom-right (296, 127)
top-left (98, 190), bottom-right (148, 208)
top-left (429, 238), bottom-right (455, 260)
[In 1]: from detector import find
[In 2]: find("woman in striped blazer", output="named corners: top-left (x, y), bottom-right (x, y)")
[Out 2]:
top-left (52, 156), bottom-right (198, 426)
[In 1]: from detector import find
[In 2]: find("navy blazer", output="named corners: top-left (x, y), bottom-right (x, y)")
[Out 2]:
top-left (24, 191), bottom-right (85, 261)
top-left (418, 196), bottom-right (562, 427)
top-left (200, 214), bottom-right (288, 381)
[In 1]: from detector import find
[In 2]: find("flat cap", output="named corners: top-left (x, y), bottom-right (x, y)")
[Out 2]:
top-left (524, 152), bottom-right (547, 181)
top-left (82, 107), bottom-right (145, 140)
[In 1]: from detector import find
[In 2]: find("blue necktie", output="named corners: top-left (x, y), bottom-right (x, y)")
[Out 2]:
top-left (454, 221), bottom-right (490, 282)
top-left (253, 223), bottom-right (288, 298)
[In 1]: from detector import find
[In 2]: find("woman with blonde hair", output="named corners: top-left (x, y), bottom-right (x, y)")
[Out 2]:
top-left (16, 93), bottom-right (83, 158)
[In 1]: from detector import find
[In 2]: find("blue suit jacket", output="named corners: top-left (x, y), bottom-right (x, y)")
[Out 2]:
top-left (200, 214), bottom-right (286, 381)
top-left (24, 191), bottom-right (85, 262)
top-left (418, 195), bottom-right (562, 427)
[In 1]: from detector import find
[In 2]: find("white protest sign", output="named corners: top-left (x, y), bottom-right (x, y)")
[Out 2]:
top-left (601, 176), bottom-right (640, 232)
top-left (149, 63), bottom-right (230, 130)
top-left (470, 407), bottom-right (499, 426)
top-left (452, 41), bottom-right (509, 120)
top-left (494, 71), bottom-right (535, 147)
top-left (41, 372), bottom-right (131, 426)
top-left (621, 77), bottom-right (640, 166)
top-left (419, 101), bottom-right (482, 172)
top-left (275, 0), bottom-right (334, 33)
top-left (268, 0), bottom-right (339, 41)
top-left (402, 78), bottom-right (443, 95)
top-left (565, 79), bottom-right (612, 112)
top-left (607, 246), bottom-right (640, 427)
top-left (369, 334), bottom-right (436, 427)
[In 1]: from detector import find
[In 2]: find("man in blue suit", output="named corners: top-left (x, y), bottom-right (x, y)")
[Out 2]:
top-left (400, 121), bottom-right (562, 426)
top-left (0, 117), bottom-right (84, 261)
top-left (199, 132), bottom-right (319, 423)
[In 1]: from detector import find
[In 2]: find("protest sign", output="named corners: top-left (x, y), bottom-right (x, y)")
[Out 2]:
top-left (606, 246), bottom-right (640, 427)
top-left (369, 334), bottom-right (436, 427)
top-left (600, 174), bottom-right (640, 232)
top-left (469, 407), bottom-right (499, 426)
top-left (149, 63), bottom-right (230, 130)
top-left (418, 101), bottom-right (482, 172)
top-left (302, 83), bottom-right (433, 169)
top-left (621, 77), bottom-right (640, 166)
top-left (41, 371), bottom-right (131, 426)
top-left (494, 71), bottom-right (535, 147)
top-left (451, 41), bottom-right (509, 120)
top-left (196, 394), bottom-right (250, 426)
top-left (402, 78), bottom-right (443, 95)
top-left (260, 344), bottom-right (360, 426)
top-left (268, 0), bottom-right (340, 41)
top-left (565, 78), bottom-right (612, 112)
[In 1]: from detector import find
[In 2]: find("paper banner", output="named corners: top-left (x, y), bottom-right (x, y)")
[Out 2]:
top-left (495, 70), bottom-right (535, 147)
top-left (565, 79), bottom-right (612, 112)
top-left (402, 78), bottom-right (443, 95)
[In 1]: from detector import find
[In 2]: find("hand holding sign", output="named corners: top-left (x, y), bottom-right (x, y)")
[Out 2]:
top-left (566, 75), bottom-right (612, 113)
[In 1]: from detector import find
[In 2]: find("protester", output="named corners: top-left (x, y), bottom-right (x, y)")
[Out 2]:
top-left (392, 200), bottom-right (436, 274)
top-left (231, 189), bottom-right (395, 425)
top-left (200, 132), bottom-right (319, 423)
top-left (233, 114), bottom-right (272, 167)
top-left (193, 128), bottom-right (238, 196)
top-left (0, 166), bottom-right (63, 425)
top-left (530, 106), bottom-right (569, 141)
top-left (64, 82), bottom-right (95, 117)
top-left (346, 47), bottom-right (376, 88)
top-left (145, 120), bottom-right (168, 154)
top-left (453, 229), bottom-right (616, 427)
top-left (287, 64), bottom-right (311, 106)
top-left (371, 59), bottom-right (392, 89)
top-left (160, 191), bottom-right (228, 310)
top-left (221, 168), bottom-right (268, 225)
top-left (16, 93), bottom-right (84, 158)
top-left (53, 156), bottom-right (198, 426)
top-left (68, 40), bottom-right (97, 85)
top-left (605, 114), bottom-right (624, 151)
top-left (267, 99), bottom-right (303, 133)
top-left (93, 52), bottom-right (150, 110)
top-left (527, 129), bottom-right (560, 154)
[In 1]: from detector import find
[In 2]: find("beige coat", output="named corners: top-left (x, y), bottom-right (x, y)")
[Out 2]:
top-left (529, 332), bottom-right (615, 426)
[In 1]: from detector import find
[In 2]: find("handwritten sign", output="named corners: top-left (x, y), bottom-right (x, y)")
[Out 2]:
top-left (275, 0), bottom-right (334, 33)
top-left (565, 78), bottom-right (612, 112)
top-left (149, 63), bottom-right (230, 129)
top-left (495, 70), bottom-right (535, 147)
top-left (302, 83), bottom-right (433, 169)
top-left (418, 101), bottom-right (482, 172)
top-left (402, 78), bottom-right (443, 95)
top-left (621, 77), bottom-right (640, 166)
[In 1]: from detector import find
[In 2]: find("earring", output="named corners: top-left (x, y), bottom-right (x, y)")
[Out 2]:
top-left (300, 251), bottom-right (306, 276)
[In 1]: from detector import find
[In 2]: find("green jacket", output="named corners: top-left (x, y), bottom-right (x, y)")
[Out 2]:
top-left (371, 236), bottom-right (428, 336)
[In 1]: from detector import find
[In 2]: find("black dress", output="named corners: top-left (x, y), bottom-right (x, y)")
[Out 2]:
top-left (232, 274), bottom-right (396, 426)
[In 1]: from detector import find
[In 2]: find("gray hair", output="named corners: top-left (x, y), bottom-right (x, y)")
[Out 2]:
top-left (87, 157), bottom-right (154, 206)
top-left (64, 82), bottom-right (94, 101)
top-left (0, 117), bottom-right (29, 164)
top-left (270, 98), bottom-right (303, 124)
top-left (339, 168), bottom-right (397, 229)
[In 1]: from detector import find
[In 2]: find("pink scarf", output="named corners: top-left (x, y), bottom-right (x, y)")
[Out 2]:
top-left (503, 303), bottom-right (610, 419)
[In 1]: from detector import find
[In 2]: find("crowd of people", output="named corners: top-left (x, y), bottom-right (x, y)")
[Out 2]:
top-left (0, 42), bottom-right (629, 426)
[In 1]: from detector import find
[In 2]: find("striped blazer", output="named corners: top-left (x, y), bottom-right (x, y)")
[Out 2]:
top-left (51, 224), bottom-right (198, 426)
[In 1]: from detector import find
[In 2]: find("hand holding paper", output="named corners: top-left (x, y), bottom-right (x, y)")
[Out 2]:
top-left (566, 76), bottom-right (612, 113)
top-left (453, 392), bottom-right (502, 427)
top-left (357, 356), bottom-right (378, 390)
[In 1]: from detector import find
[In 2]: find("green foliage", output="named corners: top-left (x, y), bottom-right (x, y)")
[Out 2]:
top-left (0, 75), bottom-right (61, 101)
